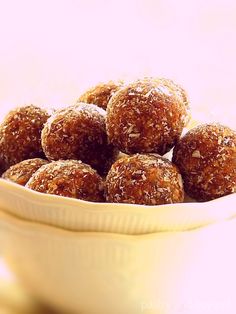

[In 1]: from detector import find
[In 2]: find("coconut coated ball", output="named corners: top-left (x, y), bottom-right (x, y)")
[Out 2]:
top-left (41, 103), bottom-right (118, 176)
top-left (172, 123), bottom-right (236, 201)
top-left (26, 160), bottom-right (104, 202)
top-left (0, 105), bottom-right (50, 172)
top-left (158, 78), bottom-right (190, 125)
top-left (106, 154), bottom-right (184, 205)
top-left (78, 80), bottom-right (124, 110)
top-left (0, 160), bottom-right (4, 176)
top-left (106, 77), bottom-right (190, 155)
top-left (2, 158), bottom-right (49, 186)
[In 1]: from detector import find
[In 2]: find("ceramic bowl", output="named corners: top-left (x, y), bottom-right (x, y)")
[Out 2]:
top-left (0, 179), bottom-right (236, 234)
top-left (0, 209), bottom-right (236, 314)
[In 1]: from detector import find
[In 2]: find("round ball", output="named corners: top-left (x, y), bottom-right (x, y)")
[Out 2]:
top-left (41, 103), bottom-right (118, 176)
top-left (158, 77), bottom-right (190, 125)
top-left (172, 123), bottom-right (236, 201)
top-left (26, 160), bottom-right (104, 202)
top-left (106, 154), bottom-right (184, 205)
top-left (106, 77), bottom-right (190, 155)
top-left (0, 105), bottom-right (50, 172)
top-left (0, 160), bottom-right (4, 176)
top-left (78, 80), bottom-right (124, 110)
top-left (2, 158), bottom-right (49, 186)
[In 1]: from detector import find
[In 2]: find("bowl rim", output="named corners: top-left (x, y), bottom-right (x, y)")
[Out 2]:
top-left (0, 207), bottom-right (235, 242)
top-left (0, 178), bottom-right (234, 212)
top-left (0, 208), bottom-right (184, 240)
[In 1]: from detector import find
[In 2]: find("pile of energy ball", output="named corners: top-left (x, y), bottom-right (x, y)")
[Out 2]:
top-left (0, 78), bottom-right (235, 205)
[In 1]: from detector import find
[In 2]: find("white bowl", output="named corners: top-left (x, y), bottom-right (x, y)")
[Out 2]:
top-left (1, 209), bottom-right (236, 314)
top-left (0, 179), bottom-right (236, 235)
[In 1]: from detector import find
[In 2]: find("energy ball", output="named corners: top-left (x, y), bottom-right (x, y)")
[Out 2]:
top-left (0, 160), bottom-right (4, 176)
top-left (106, 77), bottom-right (190, 155)
top-left (158, 78), bottom-right (190, 125)
top-left (106, 154), bottom-right (184, 205)
top-left (78, 80), bottom-right (124, 110)
top-left (2, 158), bottom-right (49, 186)
top-left (172, 123), bottom-right (236, 201)
top-left (0, 105), bottom-right (50, 172)
top-left (41, 103), bottom-right (118, 176)
top-left (26, 160), bottom-right (104, 202)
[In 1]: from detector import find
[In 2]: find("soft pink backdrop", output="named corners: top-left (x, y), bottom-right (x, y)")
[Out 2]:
top-left (0, 0), bottom-right (235, 127)
top-left (0, 1), bottom-right (235, 310)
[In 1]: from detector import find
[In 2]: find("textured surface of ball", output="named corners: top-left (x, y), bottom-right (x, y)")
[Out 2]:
top-left (159, 77), bottom-right (190, 124)
top-left (41, 103), bottom-right (118, 176)
top-left (2, 158), bottom-right (49, 186)
top-left (106, 78), bottom-right (190, 155)
top-left (172, 123), bottom-right (236, 201)
top-left (26, 160), bottom-right (104, 201)
top-left (78, 80), bottom-right (124, 110)
top-left (0, 105), bottom-right (50, 172)
top-left (106, 154), bottom-right (184, 205)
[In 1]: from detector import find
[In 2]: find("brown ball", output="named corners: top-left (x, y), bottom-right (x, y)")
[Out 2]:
top-left (106, 77), bottom-right (190, 155)
top-left (78, 80), bottom-right (124, 110)
top-left (158, 78), bottom-right (190, 125)
top-left (41, 103), bottom-right (118, 176)
top-left (2, 158), bottom-right (49, 186)
top-left (26, 160), bottom-right (104, 202)
top-left (0, 105), bottom-right (50, 172)
top-left (106, 154), bottom-right (184, 205)
top-left (0, 160), bottom-right (4, 176)
top-left (172, 123), bottom-right (236, 201)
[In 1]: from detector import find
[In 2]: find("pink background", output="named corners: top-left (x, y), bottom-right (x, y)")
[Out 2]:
top-left (0, 1), bottom-right (235, 311)
top-left (0, 0), bottom-right (235, 128)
